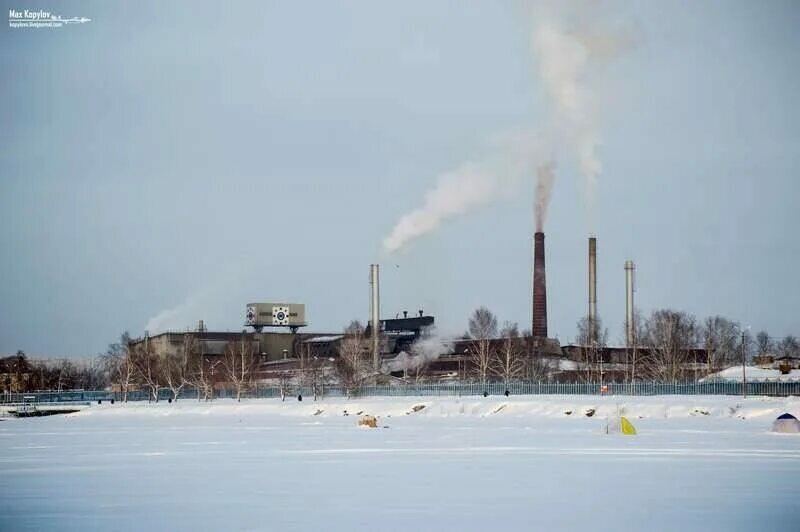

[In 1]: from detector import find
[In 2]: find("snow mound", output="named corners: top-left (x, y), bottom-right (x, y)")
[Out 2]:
top-left (65, 395), bottom-right (800, 422)
top-left (701, 366), bottom-right (800, 382)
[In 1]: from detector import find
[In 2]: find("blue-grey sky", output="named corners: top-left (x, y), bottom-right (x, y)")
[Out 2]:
top-left (1, 0), bottom-right (798, 357)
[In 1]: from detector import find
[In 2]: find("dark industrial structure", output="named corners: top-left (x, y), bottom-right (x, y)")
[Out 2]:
top-left (532, 231), bottom-right (548, 338)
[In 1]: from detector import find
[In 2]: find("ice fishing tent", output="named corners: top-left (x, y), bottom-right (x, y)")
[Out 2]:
top-left (606, 416), bottom-right (637, 435)
top-left (771, 413), bottom-right (800, 434)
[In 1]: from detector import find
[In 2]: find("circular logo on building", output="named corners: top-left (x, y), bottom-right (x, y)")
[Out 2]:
top-left (272, 306), bottom-right (290, 325)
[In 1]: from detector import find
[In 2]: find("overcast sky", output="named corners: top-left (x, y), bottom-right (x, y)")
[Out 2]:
top-left (1, 0), bottom-right (798, 357)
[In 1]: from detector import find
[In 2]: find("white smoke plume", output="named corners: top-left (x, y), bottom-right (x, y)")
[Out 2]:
top-left (383, 5), bottom-right (632, 251)
top-left (534, 159), bottom-right (555, 232)
top-left (383, 162), bottom-right (496, 253)
top-left (383, 134), bottom-right (544, 253)
top-left (531, 5), bottom-right (634, 227)
top-left (143, 263), bottom-right (258, 335)
top-left (381, 328), bottom-right (454, 374)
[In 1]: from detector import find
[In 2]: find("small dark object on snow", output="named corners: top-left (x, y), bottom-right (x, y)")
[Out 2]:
top-left (98, 399), bottom-right (102, 404)
top-left (297, 394), bottom-right (302, 402)
top-left (168, 398), bottom-right (172, 404)
top-left (110, 399), bottom-right (115, 404)
top-left (504, 390), bottom-right (510, 397)
top-left (585, 408), bottom-right (595, 417)
top-left (483, 391), bottom-right (488, 397)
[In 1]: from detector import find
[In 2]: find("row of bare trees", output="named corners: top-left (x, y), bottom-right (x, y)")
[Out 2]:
top-left (1, 351), bottom-right (109, 393)
top-left (103, 332), bottom-right (260, 402)
top-left (576, 309), bottom-right (799, 382)
top-left (466, 307), bottom-right (548, 385)
top-left (461, 306), bottom-right (796, 385)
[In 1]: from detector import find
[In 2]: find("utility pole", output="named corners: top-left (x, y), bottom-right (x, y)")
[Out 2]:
top-left (741, 331), bottom-right (747, 398)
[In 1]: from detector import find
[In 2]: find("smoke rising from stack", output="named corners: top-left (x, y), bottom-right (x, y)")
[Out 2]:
top-left (383, 6), bottom-right (633, 251)
top-left (534, 160), bottom-right (555, 233)
top-left (531, 5), bottom-right (634, 228)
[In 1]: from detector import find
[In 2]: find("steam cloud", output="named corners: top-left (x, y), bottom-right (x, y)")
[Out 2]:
top-left (532, 6), bottom-right (633, 227)
top-left (534, 160), bottom-right (555, 232)
top-left (383, 162), bottom-right (498, 253)
top-left (383, 3), bottom-right (632, 250)
top-left (382, 328), bottom-right (454, 374)
top-left (383, 135), bottom-right (543, 253)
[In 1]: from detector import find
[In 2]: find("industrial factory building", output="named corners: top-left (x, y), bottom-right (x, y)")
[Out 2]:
top-left (124, 229), bottom-right (709, 386)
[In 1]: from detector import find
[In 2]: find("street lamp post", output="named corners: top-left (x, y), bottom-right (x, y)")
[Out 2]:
top-left (741, 330), bottom-right (747, 398)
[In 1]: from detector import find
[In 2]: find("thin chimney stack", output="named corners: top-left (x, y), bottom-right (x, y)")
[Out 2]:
top-left (588, 236), bottom-right (597, 337)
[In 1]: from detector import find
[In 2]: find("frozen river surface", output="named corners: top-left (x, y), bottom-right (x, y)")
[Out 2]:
top-left (1, 396), bottom-right (798, 531)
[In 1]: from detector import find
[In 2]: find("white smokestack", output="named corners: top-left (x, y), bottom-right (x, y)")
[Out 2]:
top-left (625, 260), bottom-right (635, 347)
top-left (369, 264), bottom-right (380, 372)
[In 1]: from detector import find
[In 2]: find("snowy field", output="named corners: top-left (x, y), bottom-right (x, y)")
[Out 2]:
top-left (1, 395), bottom-right (799, 531)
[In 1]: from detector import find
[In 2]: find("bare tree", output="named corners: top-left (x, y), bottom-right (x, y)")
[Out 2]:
top-left (755, 331), bottom-right (773, 356)
top-left (298, 342), bottom-right (326, 400)
top-left (187, 354), bottom-right (214, 402)
top-left (103, 333), bottom-right (136, 401)
top-left (517, 332), bottom-right (550, 381)
top-left (778, 335), bottom-right (799, 358)
top-left (468, 307), bottom-right (498, 385)
top-left (74, 356), bottom-right (107, 390)
top-left (161, 335), bottom-right (193, 401)
top-left (276, 371), bottom-right (293, 401)
top-left (575, 315), bottom-right (608, 383)
top-left (702, 316), bottom-right (741, 376)
top-left (131, 343), bottom-right (161, 402)
top-left (491, 322), bottom-right (525, 387)
top-left (335, 321), bottom-right (371, 396)
top-left (641, 309), bottom-right (698, 382)
top-left (222, 334), bottom-right (258, 401)
top-left (622, 308), bottom-right (647, 383)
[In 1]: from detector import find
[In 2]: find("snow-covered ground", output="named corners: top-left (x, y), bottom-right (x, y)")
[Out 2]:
top-left (702, 365), bottom-right (800, 382)
top-left (1, 395), bottom-right (798, 531)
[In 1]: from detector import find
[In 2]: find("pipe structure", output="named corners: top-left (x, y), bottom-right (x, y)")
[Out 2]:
top-left (369, 264), bottom-right (380, 372)
top-left (588, 236), bottom-right (597, 337)
top-left (532, 232), bottom-right (548, 338)
top-left (625, 260), bottom-right (635, 347)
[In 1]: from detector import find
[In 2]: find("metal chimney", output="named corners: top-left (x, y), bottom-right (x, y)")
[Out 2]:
top-left (532, 232), bottom-right (548, 338)
top-left (369, 264), bottom-right (380, 372)
top-left (588, 236), bottom-right (597, 335)
top-left (624, 260), bottom-right (635, 347)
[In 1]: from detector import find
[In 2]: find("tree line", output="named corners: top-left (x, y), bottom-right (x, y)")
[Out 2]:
top-left (104, 332), bottom-right (266, 402)
top-left (3, 311), bottom-right (797, 394)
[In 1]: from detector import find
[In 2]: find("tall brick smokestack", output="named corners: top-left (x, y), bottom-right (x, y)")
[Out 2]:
top-left (532, 232), bottom-right (548, 338)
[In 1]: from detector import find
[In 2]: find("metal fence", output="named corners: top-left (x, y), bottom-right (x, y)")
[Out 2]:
top-left (2, 380), bottom-right (799, 404)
